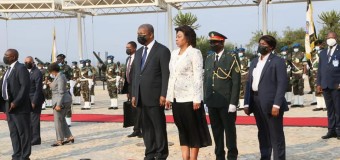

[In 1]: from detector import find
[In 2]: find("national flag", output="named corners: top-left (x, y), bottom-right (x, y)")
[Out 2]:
top-left (305, 0), bottom-right (317, 60)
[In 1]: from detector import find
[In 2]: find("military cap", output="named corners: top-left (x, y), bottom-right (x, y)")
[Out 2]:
top-left (72, 61), bottom-right (78, 65)
top-left (45, 62), bottom-right (50, 66)
top-left (80, 60), bottom-right (85, 64)
top-left (292, 43), bottom-right (301, 48)
top-left (107, 55), bottom-right (114, 59)
top-left (281, 46), bottom-right (289, 52)
top-left (57, 54), bottom-right (66, 58)
top-left (208, 31), bottom-right (227, 41)
top-left (238, 48), bottom-right (245, 52)
top-left (85, 59), bottom-right (91, 63)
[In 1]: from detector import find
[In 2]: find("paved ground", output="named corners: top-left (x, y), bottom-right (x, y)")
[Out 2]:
top-left (0, 81), bottom-right (340, 160)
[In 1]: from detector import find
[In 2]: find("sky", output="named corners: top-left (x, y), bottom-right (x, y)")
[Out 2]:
top-left (0, 0), bottom-right (339, 64)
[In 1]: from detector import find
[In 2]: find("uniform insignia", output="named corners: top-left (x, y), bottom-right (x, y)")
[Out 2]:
top-left (235, 67), bottom-right (240, 73)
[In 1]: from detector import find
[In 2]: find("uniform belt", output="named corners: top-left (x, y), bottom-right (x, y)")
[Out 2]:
top-left (253, 91), bottom-right (259, 96)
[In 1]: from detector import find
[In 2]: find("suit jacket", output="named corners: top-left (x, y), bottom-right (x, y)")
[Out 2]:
top-left (50, 72), bottom-right (72, 107)
top-left (317, 45), bottom-right (340, 89)
top-left (132, 41), bottom-right (171, 106)
top-left (29, 66), bottom-right (45, 113)
top-left (204, 51), bottom-right (241, 108)
top-left (0, 62), bottom-right (31, 114)
top-left (122, 54), bottom-right (135, 94)
top-left (244, 54), bottom-right (289, 114)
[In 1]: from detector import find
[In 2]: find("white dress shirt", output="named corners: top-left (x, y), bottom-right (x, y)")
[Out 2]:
top-left (143, 39), bottom-right (155, 62)
top-left (328, 44), bottom-right (338, 62)
top-left (166, 46), bottom-right (203, 103)
top-left (2, 61), bottom-right (18, 100)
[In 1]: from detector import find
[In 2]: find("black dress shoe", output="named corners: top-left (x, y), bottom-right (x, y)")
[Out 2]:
top-left (81, 108), bottom-right (86, 110)
top-left (313, 108), bottom-right (323, 111)
top-left (63, 137), bottom-right (75, 144)
top-left (51, 142), bottom-right (63, 147)
top-left (237, 108), bottom-right (244, 111)
top-left (310, 102), bottom-right (317, 105)
top-left (321, 133), bottom-right (337, 139)
top-left (127, 131), bottom-right (142, 138)
top-left (31, 142), bottom-right (41, 146)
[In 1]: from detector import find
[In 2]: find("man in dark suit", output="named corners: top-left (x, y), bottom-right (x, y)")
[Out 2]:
top-left (244, 35), bottom-right (288, 160)
top-left (317, 32), bottom-right (340, 140)
top-left (24, 56), bottom-right (45, 145)
top-left (1, 49), bottom-right (31, 160)
top-left (131, 24), bottom-right (170, 160)
top-left (123, 41), bottom-right (142, 138)
top-left (204, 31), bottom-right (241, 160)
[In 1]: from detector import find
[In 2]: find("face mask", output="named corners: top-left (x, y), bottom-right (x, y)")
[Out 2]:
top-left (281, 51), bottom-right (287, 55)
top-left (58, 63), bottom-right (63, 67)
top-left (3, 57), bottom-right (10, 65)
top-left (257, 53), bottom-right (261, 57)
top-left (50, 74), bottom-right (55, 79)
top-left (39, 66), bottom-right (43, 70)
top-left (257, 45), bottom-right (269, 55)
top-left (43, 67), bottom-right (47, 69)
top-left (126, 49), bottom-right (132, 55)
top-left (238, 53), bottom-right (244, 57)
top-left (108, 60), bottom-right (112, 64)
top-left (72, 66), bottom-right (76, 69)
top-left (137, 35), bottom-right (147, 45)
top-left (25, 63), bottom-right (33, 69)
top-left (293, 48), bottom-right (299, 52)
top-left (0, 68), bottom-right (3, 71)
top-left (327, 38), bottom-right (337, 47)
top-left (315, 46), bottom-right (320, 51)
top-left (86, 63), bottom-right (89, 66)
top-left (210, 44), bottom-right (221, 53)
top-left (81, 64), bottom-right (85, 68)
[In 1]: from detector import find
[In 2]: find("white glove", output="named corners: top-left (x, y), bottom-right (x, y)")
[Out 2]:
top-left (228, 104), bottom-right (237, 113)
top-left (43, 85), bottom-right (47, 89)
top-left (302, 74), bottom-right (308, 80)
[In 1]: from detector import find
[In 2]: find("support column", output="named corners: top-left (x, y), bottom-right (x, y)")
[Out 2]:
top-left (167, 4), bottom-right (173, 51)
top-left (262, 0), bottom-right (268, 35)
top-left (77, 13), bottom-right (83, 60)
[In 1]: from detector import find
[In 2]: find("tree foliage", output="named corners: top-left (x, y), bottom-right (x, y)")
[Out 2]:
top-left (173, 11), bottom-right (200, 30)
top-left (317, 10), bottom-right (340, 41)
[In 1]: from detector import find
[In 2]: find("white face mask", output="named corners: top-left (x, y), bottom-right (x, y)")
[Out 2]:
top-left (43, 67), bottom-right (47, 69)
top-left (327, 38), bottom-right (337, 47)
top-left (86, 63), bottom-right (90, 66)
top-left (281, 51), bottom-right (287, 55)
top-left (257, 53), bottom-right (261, 57)
top-left (315, 46), bottom-right (320, 51)
top-left (108, 60), bottom-right (112, 64)
top-left (293, 48), bottom-right (299, 52)
top-left (50, 74), bottom-right (55, 79)
top-left (238, 53), bottom-right (244, 57)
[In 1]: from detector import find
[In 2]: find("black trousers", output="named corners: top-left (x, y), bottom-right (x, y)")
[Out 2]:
top-left (133, 106), bottom-right (142, 132)
top-left (139, 98), bottom-right (168, 160)
top-left (323, 88), bottom-right (340, 135)
top-left (6, 111), bottom-right (31, 160)
top-left (208, 107), bottom-right (238, 160)
top-left (253, 95), bottom-right (286, 160)
top-left (30, 112), bottom-right (41, 144)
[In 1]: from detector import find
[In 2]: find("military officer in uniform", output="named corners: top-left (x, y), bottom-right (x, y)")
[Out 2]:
top-left (85, 59), bottom-right (97, 105)
top-left (204, 31), bottom-right (241, 160)
top-left (116, 61), bottom-right (124, 94)
top-left (279, 46), bottom-right (293, 105)
top-left (106, 55), bottom-right (119, 109)
top-left (43, 62), bottom-right (53, 108)
top-left (237, 48), bottom-right (249, 111)
top-left (71, 61), bottom-right (82, 105)
top-left (291, 43), bottom-right (307, 107)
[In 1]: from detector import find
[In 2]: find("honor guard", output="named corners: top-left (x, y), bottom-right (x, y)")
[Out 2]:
top-left (279, 46), bottom-right (293, 105)
top-left (291, 43), bottom-right (307, 107)
top-left (86, 59), bottom-right (96, 105)
top-left (116, 61), bottom-right (125, 94)
top-left (237, 48), bottom-right (249, 111)
top-left (71, 61), bottom-right (82, 105)
top-left (106, 55), bottom-right (119, 110)
top-left (42, 62), bottom-right (53, 108)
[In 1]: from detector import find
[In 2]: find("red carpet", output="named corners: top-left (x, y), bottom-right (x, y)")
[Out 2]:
top-left (0, 113), bottom-right (327, 127)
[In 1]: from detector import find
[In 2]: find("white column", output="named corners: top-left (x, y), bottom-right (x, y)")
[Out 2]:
top-left (167, 4), bottom-right (173, 51)
top-left (262, 0), bottom-right (268, 35)
top-left (77, 13), bottom-right (83, 60)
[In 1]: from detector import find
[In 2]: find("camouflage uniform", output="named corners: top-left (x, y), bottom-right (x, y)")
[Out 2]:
top-left (86, 63), bottom-right (97, 104)
top-left (80, 60), bottom-right (96, 109)
top-left (279, 46), bottom-right (293, 104)
top-left (42, 63), bottom-right (53, 108)
top-left (116, 62), bottom-right (125, 94)
top-left (237, 48), bottom-right (248, 110)
top-left (71, 62), bottom-right (82, 105)
top-left (106, 56), bottom-right (119, 109)
top-left (0, 65), bottom-right (6, 79)
top-left (291, 47), bottom-right (306, 107)
top-left (310, 49), bottom-right (327, 110)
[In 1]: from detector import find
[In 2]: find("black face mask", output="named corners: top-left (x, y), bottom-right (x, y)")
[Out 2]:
top-left (257, 45), bottom-right (269, 55)
top-left (210, 44), bottom-right (221, 53)
top-left (126, 49), bottom-right (132, 55)
top-left (3, 57), bottom-right (11, 65)
top-left (25, 63), bottom-right (33, 69)
top-left (137, 35), bottom-right (147, 45)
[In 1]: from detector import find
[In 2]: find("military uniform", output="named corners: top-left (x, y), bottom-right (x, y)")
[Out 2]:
top-left (106, 56), bottom-right (119, 109)
top-left (80, 60), bottom-right (96, 110)
top-left (116, 62), bottom-right (125, 94)
top-left (42, 63), bottom-right (53, 108)
top-left (237, 48), bottom-right (249, 110)
top-left (291, 43), bottom-right (307, 107)
top-left (0, 65), bottom-right (6, 80)
top-left (71, 61), bottom-right (82, 105)
top-left (279, 46), bottom-right (293, 105)
top-left (86, 61), bottom-right (97, 105)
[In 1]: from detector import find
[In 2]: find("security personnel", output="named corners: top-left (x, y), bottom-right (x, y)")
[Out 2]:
top-left (85, 59), bottom-right (97, 105)
top-left (311, 40), bottom-right (327, 111)
top-left (204, 31), bottom-right (240, 160)
top-left (106, 56), bottom-right (119, 109)
top-left (291, 43), bottom-right (307, 107)
top-left (279, 46), bottom-right (293, 105)
top-left (71, 61), bottom-right (82, 105)
top-left (237, 48), bottom-right (249, 111)
top-left (42, 62), bottom-right (53, 108)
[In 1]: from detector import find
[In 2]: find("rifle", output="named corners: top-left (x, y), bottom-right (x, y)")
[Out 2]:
top-left (35, 57), bottom-right (45, 65)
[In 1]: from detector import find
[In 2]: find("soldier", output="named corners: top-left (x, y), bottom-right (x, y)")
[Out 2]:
top-left (0, 65), bottom-right (6, 79)
top-left (291, 43), bottom-right (307, 107)
top-left (106, 56), bottom-right (119, 110)
top-left (116, 61), bottom-right (125, 94)
top-left (80, 60), bottom-right (96, 110)
top-left (85, 59), bottom-right (97, 105)
top-left (279, 46), bottom-right (293, 105)
top-left (312, 40), bottom-right (327, 111)
top-left (237, 48), bottom-right (249, 111)
top-left (71, 61), bottom-right (82, 105)
top-left (42, 62), bottom-right (53, 108)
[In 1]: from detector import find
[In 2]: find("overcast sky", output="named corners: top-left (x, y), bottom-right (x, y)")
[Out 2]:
top-left (0, 0), bottom-right (339, 64)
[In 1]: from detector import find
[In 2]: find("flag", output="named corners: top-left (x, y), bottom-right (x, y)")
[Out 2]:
top-left (51, 27), bottom-right (57, 62)
top-left (305, 0), bottom-right (317, 60)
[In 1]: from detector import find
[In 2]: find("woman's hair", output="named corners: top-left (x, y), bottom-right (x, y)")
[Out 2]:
top-left (258, 35), bottom-right (277, 49)
top-left (48, 62), bottom-right (60, 73)
top-left (175, 25), bottom-right (197, 48)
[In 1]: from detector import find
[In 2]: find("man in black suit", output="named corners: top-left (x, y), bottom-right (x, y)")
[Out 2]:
top-left (131, 24), bottom-right (170, 160)
top-left (24, 56), bottom-right (45, 145)
top-left (244, 35), bottom-right (288, 160)
top-left (317, 32), bottom-right (340, 140)
top-left (123, 41), bottom-right (142, 138)
top-left (1, 49), bottom-right (31, 160)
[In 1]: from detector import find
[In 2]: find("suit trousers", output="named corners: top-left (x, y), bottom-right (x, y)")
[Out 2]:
top-left (322, 88), bottom-right (340, 135)
top-left (6, 108), bottom-right (31, 160)
top-left (253, 95), bottom-right (286, 160)
top-left (208, 107), bottom-right (238, 160)
top-left (53, 102), bottom-right (73, 141)
top-left (133, 106), bottom-right (142, 132)
top-left (139, 98), bottom-right (168, 160)
top-left (30, 112), bottom-right (41, 144)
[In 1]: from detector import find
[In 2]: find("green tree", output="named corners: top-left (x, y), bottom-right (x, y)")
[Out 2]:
top-left (173, 11), bottom-right (200, 29)
top-left (318, 10), bottom-right (340, 41)
top-left (196, 36), bottom-right (210, 63)
top-left (279, 27), bottom-right (306, 52)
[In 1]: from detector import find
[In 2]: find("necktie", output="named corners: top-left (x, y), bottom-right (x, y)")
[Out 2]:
top-left (126, 56), bottom-right (131, 83)
top-left (214, 54), bottom-right (219, 70)
top-left (2, 67), bottom-right (11, 100)
top-left (327, 46), bottom-right (333, 62)
top-left (141, 46), bottom-right (148, 69)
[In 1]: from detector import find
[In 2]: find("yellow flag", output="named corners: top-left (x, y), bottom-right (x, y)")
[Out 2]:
top-left (305, 0), bottom-right (317, 60)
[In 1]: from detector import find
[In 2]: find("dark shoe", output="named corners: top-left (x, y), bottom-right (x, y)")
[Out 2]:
top-left (68, 125), bottom-right (71, 127)
top-left (237, 108), bottom-right (244, 111)
top-left (313, 108), bottom-right (323, 111)
top-left (337, 136), bottom-right (340, 140)
top-left (73, 103), bottom-right (81, 105)
top-left (323, 108), bottom-right (327, 111)
top-left (321, 133), bottom-right (337, 139)
top-left (291, 105), bottom-right (298, 108)
top-left (41, 108), bottom-right (46, 110)
top-left (31, 142), bottom-right (41, 146)
top-left (51, 141), bottom-right (63, 147)
top-left (81, 108), bottom-right (86, 110)
top-left (307, 91), bottom-right (313, 94)
top-left (287, 102), bottom-right (291, 105)
top-left (127, 131), bottom-right (142, 138)
top-left (310, 102), bottom-right (317, 105)
top-left (63, 137), bottom-right (75, 145)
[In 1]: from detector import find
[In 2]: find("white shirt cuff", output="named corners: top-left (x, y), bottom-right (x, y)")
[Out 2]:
top-left (273, 105), bottom-right (280, 109)
top-left (244, 105), bottom-right (249, 108)
top-left (228, 104), bottom-right (237, 112)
